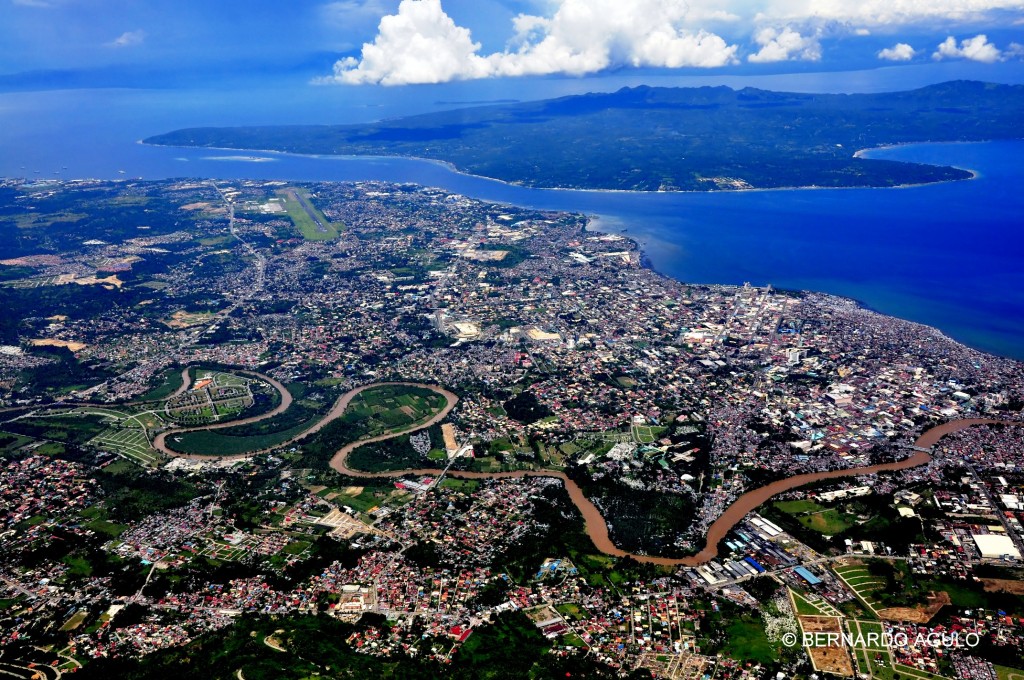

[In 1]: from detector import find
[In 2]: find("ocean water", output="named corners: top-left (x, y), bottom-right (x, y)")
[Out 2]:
top-left (0, 80), bottom-right (1022, 360)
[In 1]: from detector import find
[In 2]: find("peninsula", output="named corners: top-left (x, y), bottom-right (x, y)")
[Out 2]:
top-left (144, 81), bottom-right (1024, 191)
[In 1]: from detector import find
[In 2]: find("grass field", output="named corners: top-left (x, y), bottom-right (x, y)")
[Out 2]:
top-left (138, 368), bottom-right (184, 401)
top-left (790, 589), bottom-right (827, 616)
top-left (774, 499), bottom-right (855, 535)
top-left (277, 188), bottom-right (341, 240)
top-left (632, 424), bottom-right (667, 444)
top-left (0, 432), bottom-right (34, 456)
top-left (60, 609), bottom-right (89, 632)
top-left (555, 603), bottom-right (590, 623)
top-left (722, 616), bottom-right (778, 665)
top-left (328, 484), bottom-right (412, 519)
top-left (4, 412), bottom-right (113, 445)
top-left (167, 411), bottom-right (320, 456)
top-left (996, 665), bottom-right (1024, 680)
top-left (439, 478), bottom-right (479, 493)
top-left (833, 564), bottom-right (886, 615)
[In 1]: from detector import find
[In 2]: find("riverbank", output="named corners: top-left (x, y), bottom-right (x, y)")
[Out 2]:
top-left (156, 375), bottom-right (1022, 568)
top-left (153, 378), bottom-right (457, 461)
top-left (327, 399), bottom-right (1019, 566)
top-left (152, 369), bottom-right (294, 459)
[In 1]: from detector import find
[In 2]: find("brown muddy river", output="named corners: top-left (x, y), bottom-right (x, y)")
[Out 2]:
top-left (161, 378), bottom-right (1016, 566)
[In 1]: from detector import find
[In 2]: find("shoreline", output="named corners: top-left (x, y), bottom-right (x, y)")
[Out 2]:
top-left (582, 217), bottom-right (1017, 365)
top-left (138, 139), bottom-right (986, 196)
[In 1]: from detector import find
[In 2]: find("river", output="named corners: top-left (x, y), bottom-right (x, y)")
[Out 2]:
top-left (155, 377), bottom-right (1021, 566)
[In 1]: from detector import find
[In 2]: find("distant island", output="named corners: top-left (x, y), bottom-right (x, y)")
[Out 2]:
top-left (145, 80), bottom-right (1024, 192)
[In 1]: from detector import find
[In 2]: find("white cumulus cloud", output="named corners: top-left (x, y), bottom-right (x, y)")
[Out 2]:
top-left (319, 0), bottom-right (738, 85)
top-left (106, 30), bottom-right (146, 48)
top-left (747, 26), bottom-right (820, 62)
top-left (319, 0), bottom-right (491, 84)
top-left (932, 34), bottom-right (1003, 61)
top-left (319, 0), bottom-right (1024, 84)
top-left (877, 42), bottom-right (917, 60)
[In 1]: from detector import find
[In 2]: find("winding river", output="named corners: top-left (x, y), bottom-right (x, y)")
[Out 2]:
top-left (158, 376), bottom-right (1019, 566)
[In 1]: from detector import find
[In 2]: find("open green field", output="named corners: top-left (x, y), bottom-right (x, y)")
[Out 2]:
top-left (166, 421), bottom-right (311, 456)
top-left (849, 619), bottom-right (887, 652)
top-left (996, 665), bottom-right (1024, 680)
top-left (722, 616), bottom-right (778, 665)
top-left (773, 499), bottom-right (856, 535)
top-left (632, 423), bottom-right (667, 444)
top-left (342, 385), bottom-right (447, 437)
top-left (555, 603), bottom-right (588, 622)
top-left (790, 589), bottom-right (826, 616)
top-left (277, 188), bottom-right (341, 240)
top-left (4, 411), bottom-right (114, 445)
top-left (60, 609), bottom-right (89, 632)
top-left (439, 478), bottom-right (479, 493)
top-left (328, 484), bottom-right (412, 519)
top-left (0, 431), bottom-right (34, 456)
top-left (86, 517), bottom-right (129, 538)
top-left (833, 564), bottom-right (886, 615)
top-left (138, 368), bottom-right (184, 401)
top-left (774, 499), bottom-right (822, 514)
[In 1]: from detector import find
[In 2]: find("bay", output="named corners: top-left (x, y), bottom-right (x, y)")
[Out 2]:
top-left (1, 77), bottom-right (1021, 360)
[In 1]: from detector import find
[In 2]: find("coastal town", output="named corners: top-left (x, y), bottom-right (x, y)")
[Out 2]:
top-left (0, 177), bottom-right (1023, 678)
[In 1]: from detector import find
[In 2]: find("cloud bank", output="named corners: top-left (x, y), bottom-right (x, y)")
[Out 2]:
top-left (320, 0), bottom-right (1024, 84)
top-left (319, 0), bottom-right (739, 85)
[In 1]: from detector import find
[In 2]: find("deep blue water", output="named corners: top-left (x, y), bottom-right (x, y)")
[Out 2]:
top-left (1, 74), bottom-right (1022, 360)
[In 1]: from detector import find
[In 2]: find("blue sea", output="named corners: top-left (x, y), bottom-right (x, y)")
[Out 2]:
top-left (1, 66), bottom-right (1022, 359)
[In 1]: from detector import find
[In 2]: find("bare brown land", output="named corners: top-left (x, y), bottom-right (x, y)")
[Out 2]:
top-left (982, 578), bottom-right (1024, 595)
top-left (877, 592), bottom-right (951, 623)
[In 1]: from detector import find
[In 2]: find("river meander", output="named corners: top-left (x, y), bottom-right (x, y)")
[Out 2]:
top-left (158, 375), bottom-right (1021, 566)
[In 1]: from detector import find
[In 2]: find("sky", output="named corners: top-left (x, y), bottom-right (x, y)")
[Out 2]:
top-left (2, 0), bottom-right (1023, 89)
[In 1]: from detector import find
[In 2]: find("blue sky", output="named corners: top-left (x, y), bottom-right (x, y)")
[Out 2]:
top-left (2, 0), bottom-right (1023, 88)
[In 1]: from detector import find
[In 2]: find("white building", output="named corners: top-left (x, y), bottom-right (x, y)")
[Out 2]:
top-left (973, 533), bottom-right (1021, 560)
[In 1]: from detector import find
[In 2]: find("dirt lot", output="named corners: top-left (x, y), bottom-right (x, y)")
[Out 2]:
top-left (799, 615), bottom-right (843, 633)
top-left (164, 310), bottom-right (216, 328)
top-left (877, 591), bottom-right (951, 623)
top-left (982, 578), bottom-right (1024, 595)
top-left (30, 338), bottom-right (87, 351)
top-left (807, 645), bottom-right (854, 677)
top-left (524, 604), bottom-right (560, 624)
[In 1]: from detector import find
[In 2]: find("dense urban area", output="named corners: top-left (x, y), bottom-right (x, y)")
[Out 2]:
top-left (0, 177), bottom-right (1022, 679)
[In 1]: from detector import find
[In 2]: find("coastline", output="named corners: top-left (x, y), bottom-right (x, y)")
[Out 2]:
top-left (138, 139), bottom-right (984, 195)
top-left (582, 216), bottom-right (1017, 365)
